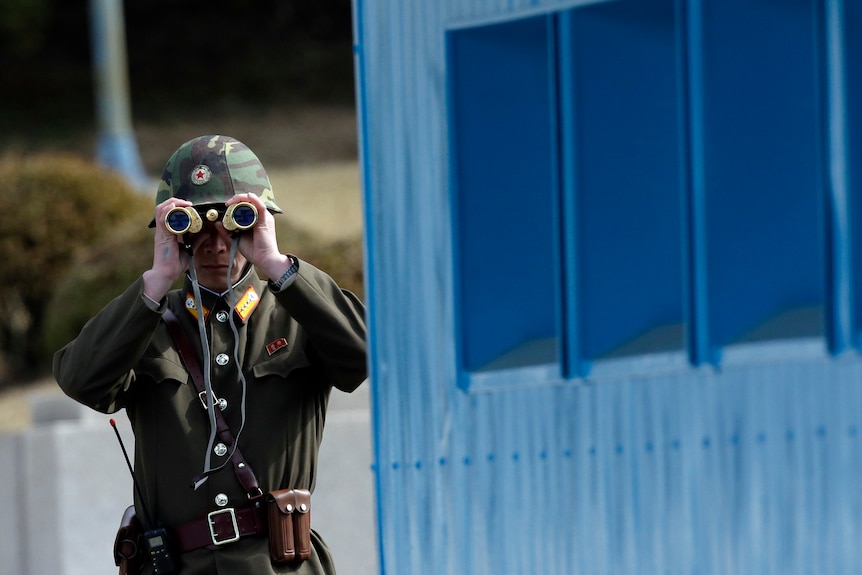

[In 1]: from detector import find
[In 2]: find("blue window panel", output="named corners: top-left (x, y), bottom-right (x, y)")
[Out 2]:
top-left (448, 15), bottom-right (561, 377)
top-left (691, 0), bottom-right (825, 358)
top-left (559, 0), bottom-right (685, 371)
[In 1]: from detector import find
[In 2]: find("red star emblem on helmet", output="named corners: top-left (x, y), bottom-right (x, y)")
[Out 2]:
top-left (190, 165), bottom-right (211, 185)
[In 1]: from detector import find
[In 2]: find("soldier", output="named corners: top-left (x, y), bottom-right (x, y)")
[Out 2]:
top-left (53, 135), bottom-right (368, 574)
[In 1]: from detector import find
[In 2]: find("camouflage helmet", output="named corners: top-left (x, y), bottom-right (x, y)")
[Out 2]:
top-left (149, 135), bottom-right (282, 227)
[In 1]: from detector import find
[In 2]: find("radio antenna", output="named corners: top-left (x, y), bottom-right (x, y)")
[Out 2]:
top-left (110, 418), bottom-right (155, 529)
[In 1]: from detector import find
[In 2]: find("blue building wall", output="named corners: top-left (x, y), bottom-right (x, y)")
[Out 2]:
top-left (352, 0), bottom-right (862, 573)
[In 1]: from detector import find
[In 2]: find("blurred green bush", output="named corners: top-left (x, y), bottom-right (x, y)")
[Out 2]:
top-left (0, 152), bottom-right (150, 384)
top-left (42, 222), bottom-right (156, 362)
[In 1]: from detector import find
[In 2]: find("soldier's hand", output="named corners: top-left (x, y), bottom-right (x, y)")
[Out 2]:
top-left (142, 198), bottom-right (190, 302)
top-left (225, 193), bottom-right (291, 280)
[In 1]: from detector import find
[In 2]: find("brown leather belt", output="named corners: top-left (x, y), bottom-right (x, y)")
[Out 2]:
top-left (174, 502), bottom-right (268, 552)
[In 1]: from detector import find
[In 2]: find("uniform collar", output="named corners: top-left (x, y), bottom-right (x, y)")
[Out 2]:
top-left (182, 265), bottom-right (264, 324)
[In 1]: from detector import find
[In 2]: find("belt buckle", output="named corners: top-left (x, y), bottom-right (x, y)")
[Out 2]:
top-left (207, 508), bottom-right (240, 546)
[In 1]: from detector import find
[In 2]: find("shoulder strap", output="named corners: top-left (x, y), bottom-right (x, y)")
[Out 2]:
top-left (162, 308), bottom-right (263, 499)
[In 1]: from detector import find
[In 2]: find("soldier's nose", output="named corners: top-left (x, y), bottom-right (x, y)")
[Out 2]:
top-left (195, 225), bottom-right (230, 254)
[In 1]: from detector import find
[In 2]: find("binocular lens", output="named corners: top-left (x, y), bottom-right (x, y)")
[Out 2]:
top-left (223, 202), bottom-right (258, 231)
top-left (231, 205), bottom-right (256, 228)
top-left (233, 206), bottom-right (257, 228)
top-left (165, 207), bottom-right (200, 235)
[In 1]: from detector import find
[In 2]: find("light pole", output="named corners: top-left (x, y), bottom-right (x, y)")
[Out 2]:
top-left (88, 0), bottom-right (149, 191)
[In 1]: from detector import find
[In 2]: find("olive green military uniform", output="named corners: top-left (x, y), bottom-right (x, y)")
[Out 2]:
top-left (53, 260), bottom-right (367, 574)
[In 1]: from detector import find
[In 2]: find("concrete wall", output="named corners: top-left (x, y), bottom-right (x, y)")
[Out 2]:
top-left (0, 384), bottom-right (376, 575)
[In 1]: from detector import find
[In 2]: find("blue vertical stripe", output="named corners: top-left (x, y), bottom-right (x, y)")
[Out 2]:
top-left (824, 0), bottom-right (853, 354)
top-left (682, 0), bottom-right (712, 366)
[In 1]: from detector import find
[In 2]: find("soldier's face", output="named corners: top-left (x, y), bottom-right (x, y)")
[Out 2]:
top-left (190, 220), bottom-right (248, 291)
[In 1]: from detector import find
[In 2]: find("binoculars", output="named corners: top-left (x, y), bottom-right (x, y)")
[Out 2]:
top-left (165, 202), bottom-right (258, 235)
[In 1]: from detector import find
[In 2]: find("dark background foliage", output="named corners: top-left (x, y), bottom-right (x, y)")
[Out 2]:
top-left (0, 0), bottom-right (355, 138)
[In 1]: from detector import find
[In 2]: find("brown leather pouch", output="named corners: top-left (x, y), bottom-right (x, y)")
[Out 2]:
top-left (265, 489), bottom-right (312, 563)
top-left (114, 505), bottom-right (144, 575)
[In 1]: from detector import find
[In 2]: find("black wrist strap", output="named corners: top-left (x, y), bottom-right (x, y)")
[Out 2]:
top-left (269, 256), bottom-right (299, 291)
top-left (162, 308), bottom-right (263, 499)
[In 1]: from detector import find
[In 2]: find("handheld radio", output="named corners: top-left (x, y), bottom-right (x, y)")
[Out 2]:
top-left (110, 419), bottom-right (178, 575)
